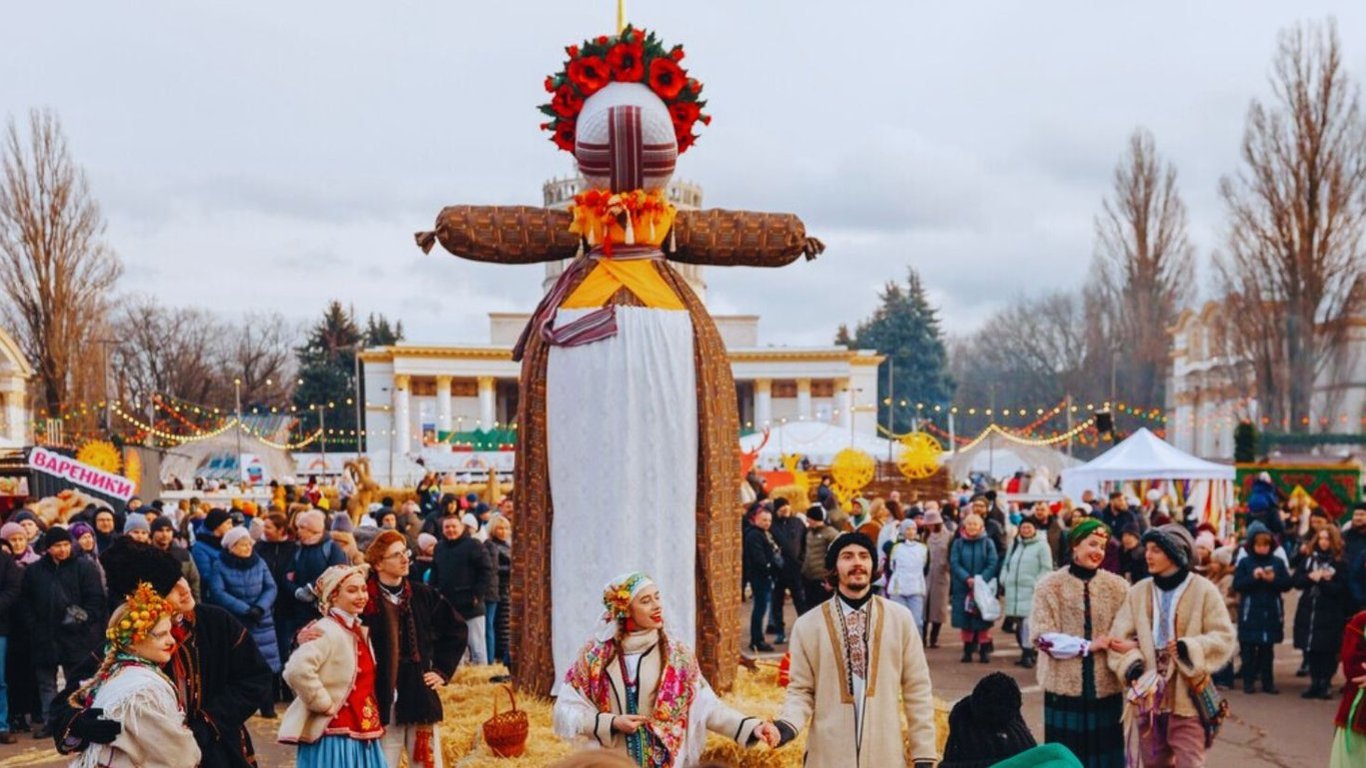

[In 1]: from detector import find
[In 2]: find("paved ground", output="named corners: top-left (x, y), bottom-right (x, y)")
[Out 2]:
top-left (0, 594), bottom-right (1337, 767)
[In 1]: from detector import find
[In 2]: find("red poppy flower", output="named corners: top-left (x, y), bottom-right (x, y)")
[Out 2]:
top-left (596, 35), bottom-right (609, 45)
top-left (544, 76), bottom-right (556, 93)
top-left (669, 46), bottom-right (685, 62)
top-left (567, 55), bottom-right (610, 96)
top-left (669, 101), bottom-right (700, 125)
top-left (550, 83), bottom-right (583, 118)
top-left (566, 45), bottom-right (579, 58)
top-left (552, 122), bottom-right (576, 152)
top-left (607, 42), bottom-right (644, 82)
top-left (677, 131), bottom-right (696, 153)
top-left (647, 57), bottom-right (686, 100)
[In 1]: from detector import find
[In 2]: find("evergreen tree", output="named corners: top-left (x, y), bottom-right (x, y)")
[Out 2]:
top-left (365, 313), bottom-right (404, 346)
top-left (842, 268), bottom-right (955, 432)
top-left (293, 301), bottom-right (363, 438)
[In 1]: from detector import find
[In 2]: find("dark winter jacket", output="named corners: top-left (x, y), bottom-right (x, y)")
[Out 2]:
top-left (255, 538), bottom-right (298, 614)
top-left (485, 538), bottom-right (511, 600)
top-left (742, 526), bottom-right (781, 584)
top-left (20, 553), bottom-right (106, 666)
top-left (190, 531), bottom-right (223, 587)
top-left (769, 516), bottom-right (806, 578)
top-left (0, 549), bottom-right (22, 636)
top-left (1233, 526), bottom-right (1292, 644)
top-left (481, 539), bottom-right (502, 603)
top-left (208, 551), bottom-right (282, 672)
top-left (1120, 546), bottom-right (1149, 584)
top-left (430, 534), bottom-right (493, 619)
top-left (950, 533), bottom-right (999, 631)
top-left (361, 576), bottom-right (466, 726)
top-left (160, 542), bottom-right (201, 602)
top-left (282, 537), bottom-right (347, 624)
top-left (1292, 552), bottom-right (1349, 653)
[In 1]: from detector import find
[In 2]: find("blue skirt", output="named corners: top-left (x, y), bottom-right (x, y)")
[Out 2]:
top-left (297, 735), bottom-right (386, 768)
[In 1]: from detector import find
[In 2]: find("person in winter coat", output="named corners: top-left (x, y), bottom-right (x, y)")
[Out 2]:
top-left (951, 513), bottom-right (1000, 663)
top-left (884, 519), bottom-right (928, 628)
top-left (428, 515), bottom-right (493, 664)
top-left (798, 506), bottom-right (838, 614)
top-left (767, 498), bottom-right (806, 640)
top-left (741, 507), bottom-right (782, 652)
top-left (20, 527), bottom-right (106, 736)
top-left (0, 540), bottom-right (22, 743)
top-left (924, 508), bottom-right (953, 648)
top-left (149, 517), bottom-right (200, 602)
top-left (191, 508), bottom-right (233, 582)
top-left (940, 672), bottom-right (1037, 768)
top-left (1234, 521), bottom-right (1293, 694)
top-left (208, 526), bottom-right (282, 717)
top-left (480, 518), bottom-right (504, 669)
top-left (1000, 517), bottom-right (1053, 669)
top-left (281, 510), bottom-right (348, 650)
top-left (485, 515), bottom-right (512, 668)
top-left (1294, 525), bottom-right (1349, 699)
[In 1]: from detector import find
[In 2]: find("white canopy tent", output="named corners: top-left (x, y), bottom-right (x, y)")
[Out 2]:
top-left (944, 439), bottom-right (1081, 484)
top-left (1060, 428), bottom-right (1236, 529)
top-left (739, 421), bottom-right (895, 469)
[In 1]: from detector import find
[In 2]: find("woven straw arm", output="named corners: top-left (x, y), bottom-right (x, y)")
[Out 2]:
top-left (415, 205), bottom-right (579, 264)
top-left (668, 209), bottom-right (825, 266)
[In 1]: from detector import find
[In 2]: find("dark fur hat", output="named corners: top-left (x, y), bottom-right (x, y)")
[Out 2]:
top-left (100, 537), bottom-right (183, 601)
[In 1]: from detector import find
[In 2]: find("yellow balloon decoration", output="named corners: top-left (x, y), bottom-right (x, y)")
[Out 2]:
top-left (897, 431), bottom-right (943, 480)
top-left (77, 440), bottom-right (122, 475)
top-left (780, 453), bottom-right (813, 497)
top-left (829, 447), bottom-right (876, 504)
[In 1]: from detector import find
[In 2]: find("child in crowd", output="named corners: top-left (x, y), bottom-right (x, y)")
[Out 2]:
top-left (1233, 521), bottom-right (1292, 694)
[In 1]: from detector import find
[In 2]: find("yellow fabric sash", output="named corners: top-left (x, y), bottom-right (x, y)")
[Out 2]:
top-left (561, 259), bottom-right (685, 310)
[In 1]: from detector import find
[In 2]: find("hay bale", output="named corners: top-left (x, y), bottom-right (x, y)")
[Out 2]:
top-left (439, 664), bottom-right (948, 767)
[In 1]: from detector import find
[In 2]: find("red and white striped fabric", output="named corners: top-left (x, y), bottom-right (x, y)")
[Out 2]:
top-left (574, 83), bottom-right (677, 192)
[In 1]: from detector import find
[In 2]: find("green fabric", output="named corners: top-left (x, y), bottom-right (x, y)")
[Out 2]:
top-left (1068, 517), bottom-right (1110, 547)
top-left (989, 742), bottom-right (1084, 768)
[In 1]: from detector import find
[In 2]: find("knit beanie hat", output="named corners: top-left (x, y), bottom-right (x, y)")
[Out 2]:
top-left (149, 517), bottom-right (176, 534)
top-left (1140, 523), bottom-right (1196, 570)
top-left (69, 522), bottom-right (94, 542)
top-left (0, 522), bottom-right (24, 541)
top-left (1195, 531), bottom-right (1217, 553)
top-left (203, 508), bottom-right (231, 533)
top-left (43, 526), bottom-right (72, 547)
top-left (123, 515), bottom-right (150, 535)
top-left (825, 532), bottom-right (877, 571)
top-left (221, 526), bottom-right (253, 552)
top-left (417, 532), bottom-right (438, 555)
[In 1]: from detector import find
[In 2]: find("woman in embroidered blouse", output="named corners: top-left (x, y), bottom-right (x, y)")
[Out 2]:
top-left (70, 582), bottom-right (200, 768)
top-left (278, 564), bottom-right (386, 768)
top-left (552, 572), bottom-right (778, 767)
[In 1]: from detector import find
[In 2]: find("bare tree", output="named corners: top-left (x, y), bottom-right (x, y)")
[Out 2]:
top-left (1217, 19), bottom-right (1366, 432)
top-left (112, 297), bottom-right (227, 410)
top-left (228, 312), bottom-right (297, 408)
top-left (1091, 128), bottom-right (1195, 410)
top-left (0, 109), bottom-right (121, 415)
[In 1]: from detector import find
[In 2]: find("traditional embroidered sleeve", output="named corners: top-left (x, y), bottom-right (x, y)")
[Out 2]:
top-left (899, 613), bottom-right (938, 763)
top-left (667, 209), bottom-right (824, 266)
top-left (282, 632), bottom-right (336, 715)
top-left (696, 678), bottom-right (760, 751)
top-left (775, 620), bottom-right (816, 744)
top-left (551, 680), bottom-right (615, 748)
top-left (415, 206), bottom-right (580, 264)
top-left (108, 680), bottom-right (202, 768)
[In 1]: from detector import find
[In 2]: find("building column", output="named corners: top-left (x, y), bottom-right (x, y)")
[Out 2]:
top-left (836, 378), bottom-right (852, 428)
top-left (796, 378), bottom-right (813, 420)
top-left (435, 376), bottom-right (453, 433)
top-left (754, 378), bottom-right (772, 428)
top-left (478, 376), bottom-right (497, 429)
top-left (393, 375), bottom-right (411, 455)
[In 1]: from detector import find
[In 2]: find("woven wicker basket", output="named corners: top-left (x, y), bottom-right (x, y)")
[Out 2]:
top-left (482, 685), bottom-right (530, 758)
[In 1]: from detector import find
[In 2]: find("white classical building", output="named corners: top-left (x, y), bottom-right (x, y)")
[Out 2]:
top-left (1168, 300), bottom-right (1366, 459)
top-left (0, 326), bottom-right (32, 448)
top-left (361, 178), bottom-right (883, 483)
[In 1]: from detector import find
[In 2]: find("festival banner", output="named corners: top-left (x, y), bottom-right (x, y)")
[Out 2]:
top-left (28, 446), bottom-right (136, 502)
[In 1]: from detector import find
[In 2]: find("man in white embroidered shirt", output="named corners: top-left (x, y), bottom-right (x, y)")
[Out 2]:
top-left (774, 532), bottom-right (937, 767)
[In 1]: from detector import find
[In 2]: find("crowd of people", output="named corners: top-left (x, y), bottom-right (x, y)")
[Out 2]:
top-left (739, 476), bottom-right (1366, 767)
top-left (0, 478), bottom-right (516, 767)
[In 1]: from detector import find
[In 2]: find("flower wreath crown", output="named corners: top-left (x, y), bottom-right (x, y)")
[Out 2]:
top-left (107, 581), bottom-right (176, 648)
top-left (601, 572), bottom-right (651, 621)
top-left (540, 25), bottom-right (710, 154)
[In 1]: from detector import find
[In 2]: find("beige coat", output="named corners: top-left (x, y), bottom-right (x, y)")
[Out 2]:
top-left (777, 596), bottom-right (936, 767)
top-left (1106, 575), bottom-right (1237, 719)
top-left (278, 614), bottom-right (364, 744)
top-left (1030, 566), bottom-right (1129, 698)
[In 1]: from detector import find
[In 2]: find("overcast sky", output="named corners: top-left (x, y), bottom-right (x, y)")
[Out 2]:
top-left (4, 1), bottom-right (1366, 347)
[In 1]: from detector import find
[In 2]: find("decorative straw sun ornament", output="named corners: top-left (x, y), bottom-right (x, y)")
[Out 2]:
top-left (107, 581), bottom-right (176, 648)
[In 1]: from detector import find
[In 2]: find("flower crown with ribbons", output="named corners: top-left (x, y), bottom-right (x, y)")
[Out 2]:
top-left (107, 581), bottom-right (176, 649)
top-left (601, 571), bottom-right (655, 623)
top-left (540, 25), bottom-right (710, 153)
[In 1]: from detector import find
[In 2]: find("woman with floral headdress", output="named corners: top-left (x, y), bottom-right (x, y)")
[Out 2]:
top-left (552, 572), bottom-right (778, 767)
top-left (69, 581), bottom-right (200, 768)
top-left (278, 564), bottom-right (386, 768)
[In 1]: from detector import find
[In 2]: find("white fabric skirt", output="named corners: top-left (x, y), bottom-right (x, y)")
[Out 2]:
top-left (546, 306), bottom-right (699, 692)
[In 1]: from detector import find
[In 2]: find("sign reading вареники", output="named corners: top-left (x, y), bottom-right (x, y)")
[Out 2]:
top-left (28, 446), bottom-right (136, 502)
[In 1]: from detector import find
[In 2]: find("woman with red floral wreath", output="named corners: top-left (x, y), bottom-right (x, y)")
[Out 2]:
top-left (552, 572), bottom-right (778, 767)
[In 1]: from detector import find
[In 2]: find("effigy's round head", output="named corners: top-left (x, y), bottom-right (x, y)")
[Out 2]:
top-left (575, 82), bottom-right (676, 192)
top-left (540, 26), bottom-right (709, 192)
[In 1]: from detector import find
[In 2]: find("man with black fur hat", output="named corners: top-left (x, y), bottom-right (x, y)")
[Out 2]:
top-left (49, 538), bottom-right (273, 768)
top-left (20, 526), bottom-right (105, 738)
top-left (774, 531), bottom-right (936, 767)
